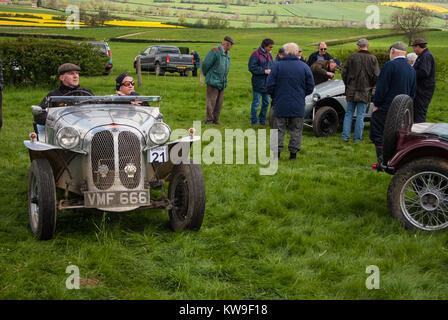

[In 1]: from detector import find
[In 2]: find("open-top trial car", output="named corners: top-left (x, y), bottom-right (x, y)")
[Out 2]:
top-left (378, 94), bottom-right (448, 231)
top-left (269, 80), bottom-right (374, 137)
top-left (25, 95), bottom-right (205, 240)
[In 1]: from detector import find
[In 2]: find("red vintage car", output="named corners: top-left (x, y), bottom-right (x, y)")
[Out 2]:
top-left (378, 95), bottom-right (448, 231)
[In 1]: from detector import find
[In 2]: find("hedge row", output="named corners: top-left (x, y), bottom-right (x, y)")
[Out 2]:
top-left (0, 37), bottom-right (108, 87)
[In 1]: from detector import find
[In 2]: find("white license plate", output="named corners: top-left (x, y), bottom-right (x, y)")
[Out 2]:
top-left (84, 190), bottom-right (150, 208)
top-left (148, 146), bottom-right (168, 163)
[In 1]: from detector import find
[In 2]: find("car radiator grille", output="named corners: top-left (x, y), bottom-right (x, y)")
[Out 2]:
top-left (91, 130), bottom-right (142, 190)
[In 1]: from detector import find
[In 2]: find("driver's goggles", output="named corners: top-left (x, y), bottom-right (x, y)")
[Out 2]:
top-left (122, 80), bottom-right (135, 87)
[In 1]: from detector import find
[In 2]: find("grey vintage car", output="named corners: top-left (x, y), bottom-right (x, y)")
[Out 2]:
top-left (270, 80), bottom-right (374, 137)
top-left (24, 95), bottom-right (205, 240)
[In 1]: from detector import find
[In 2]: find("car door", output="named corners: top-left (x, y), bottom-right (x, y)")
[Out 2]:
top-left (140, 47), bottom-right (152, 70)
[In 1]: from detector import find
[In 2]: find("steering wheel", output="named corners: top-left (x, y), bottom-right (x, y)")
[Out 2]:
top-left (63, 89), bottom-right (94, 97)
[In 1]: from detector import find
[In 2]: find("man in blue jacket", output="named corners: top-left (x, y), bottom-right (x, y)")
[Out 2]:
top-left (267, 43), bottom-right (315, 161)
top-left (370, 41), bottom-right (416, 167)
top-left (248, 38), bottom-right (274, 126)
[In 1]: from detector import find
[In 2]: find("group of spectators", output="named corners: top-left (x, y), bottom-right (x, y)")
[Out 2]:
top-left (33, 34), bottom-right (436, 166)
top-left (245, 37), bottom-right (435, 162)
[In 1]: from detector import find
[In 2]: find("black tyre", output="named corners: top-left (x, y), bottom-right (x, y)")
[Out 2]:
top-left (28, 158), bottom-right (57, 240)
top-left (387, 157), bottom-right (448, 231)
top-left (168, 162), bottom-right (206, 231)
top-left (155, 64), bottom-right (165, 76)
top-left (313, 106), bottom-right (339, 137)
top-left (268, 106), bottom-right (275, 129)
top-left (383, 94), bottom-right (414, 164)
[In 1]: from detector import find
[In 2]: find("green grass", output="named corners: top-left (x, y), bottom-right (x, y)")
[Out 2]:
top-left (0, 28), bottom-right (448, 299)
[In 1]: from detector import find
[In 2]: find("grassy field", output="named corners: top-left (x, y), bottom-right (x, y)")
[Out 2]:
top-left (1, 1), bottom-right (447, 28)
top-left (0, 27), bottom-right (448, 299)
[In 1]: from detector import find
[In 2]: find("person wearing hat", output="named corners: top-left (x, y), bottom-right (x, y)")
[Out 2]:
top-left (341, 38), bottom-right (380, 143)
top-left (412, 38), bottom-right (436, 123)
top-left (248, 38), bottom-right (274, 126)
top-left (37, 63), bottom-right (93, 125)
top-left (310, 58), bottom-right (341, 86)
top-left (114, 73), bottom-right (148, 106)
top-left (370, 41), bottom-right (416, 169)
top-left (201, 36), bottom-right (233, 125)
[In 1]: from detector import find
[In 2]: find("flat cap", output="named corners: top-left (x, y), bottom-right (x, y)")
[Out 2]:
top-left (412, 38), bottom-right (427, 46)
top-left (278, 47), bottom-right (285, 54)
top-left (357, 38), bottom-right (369, 47)
top-left (223, 36), bottom-right (234, 45)
top-left (330, 58), bottom-right (341, 69)
top-left (58, 63), bottom-right (81, 75)
top-left (389, 41), bottom-right (407, 52)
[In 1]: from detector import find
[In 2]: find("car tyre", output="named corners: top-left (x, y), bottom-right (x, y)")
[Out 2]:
top-left (313, 106), bottom-right (338, 137)
top-left (382, 94), bottom-right (413, 164)
top-left (168, 161), bottom-right (205, 231)
top-left (28, 158), bottom-right (57, 240)
top-left (387, 157), bottom-right (448, 231)
top-left (155, 63), bottom-right (165, 76)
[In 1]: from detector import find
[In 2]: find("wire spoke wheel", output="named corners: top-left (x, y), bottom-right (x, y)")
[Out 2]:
top-left (388, 158), bottom-right (448, 231)
top-left (401, 171), bottom-right (448, 231)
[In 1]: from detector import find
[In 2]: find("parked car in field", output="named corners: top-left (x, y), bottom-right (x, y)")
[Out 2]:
top-left (269, 80), bottom-right (374, 137)
top-left (377, 95), bottom-right (448, 231)
top-left (134, 45), bottom-right (194, 76)
top-left (24, 95), bottom-right (205, 240)
top-left (81, 41), bottom-right (113, 75)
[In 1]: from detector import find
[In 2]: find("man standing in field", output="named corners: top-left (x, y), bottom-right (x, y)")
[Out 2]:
top-left (412, 38), bottom-right (436, 123)
top-left (202, 36), bottom-right (233, 125)
top-left (36, 63), bottom-right (93, 125)
top-left (307, 42), bottom-right (333, 67)
top-left (370, 42), bottom-right (416, 168)
top-left (341, 38), bottom-right (380, 143)
top-left (191, 50), bottom-right (200, 77)
top-left (267, 42), bottom-right (315, 161)
top-left (248, 38), bottom-right (274, 126)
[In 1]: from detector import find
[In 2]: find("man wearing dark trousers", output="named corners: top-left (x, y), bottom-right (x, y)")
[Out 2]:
top-left (412, 38), bottom-right (436, 123)
top-left (202, 36), bottom-right (233, 125)
top-left (370, 42), bottom-right (416, 169)
top-left (267, 42), bottom-right (314, 161)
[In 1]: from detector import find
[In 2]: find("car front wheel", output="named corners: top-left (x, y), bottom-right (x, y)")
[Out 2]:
top-left (313, 106), bottom-right (339, 137)
top-left (168, 162), bottom-right (205, 231)
top-left (387, 157), bottom-right (448, 231)
top-left (28, 158), bottom-right (57, 240)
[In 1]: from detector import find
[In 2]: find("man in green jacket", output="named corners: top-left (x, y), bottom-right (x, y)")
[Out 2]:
top-left (202, 36), bottom-right (233, 125)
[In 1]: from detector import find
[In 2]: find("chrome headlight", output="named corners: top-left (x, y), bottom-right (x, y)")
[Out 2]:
top-left (312, 93), bottom-right (321, 102)
top-left (149, 122), bottom-right (170, 145)
top-left (56, 127), bottom-right (80, 149)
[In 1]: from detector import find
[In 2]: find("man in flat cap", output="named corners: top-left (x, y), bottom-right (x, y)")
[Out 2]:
top-left (201, 36), bottom-right (233, 125)
top-left (370, 41), bottom-right (416, 169)
top-left (341, 38), bottom-right (380, 143)
top-left (310, 58), bottom-right (341, 85)
top-left (412, 38), bottom-right (436, 123)
top-left (36, 63), bottom-right (93, 125)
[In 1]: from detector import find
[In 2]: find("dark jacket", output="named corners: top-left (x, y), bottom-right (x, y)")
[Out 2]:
top-left (192, 51), bottom-right (200, 69)
top-left (341, 50), bottom-right (380, 104)
top-left (36, 84), bottom-right (94, 125)
top-left (307, 51), bottom-right (332, 67)
top-left (310, 60), bottom-right (332, 85)
top-left (202, 44), bottom-right (231, 90)
top-left (266, 55), bottom-right (315, 118)
top-left (373, 57), bottom-right (416, 112)
top-left (248, 46), bottom-right (273, 93)
top-left (414, 48), bottom-right (436, 99)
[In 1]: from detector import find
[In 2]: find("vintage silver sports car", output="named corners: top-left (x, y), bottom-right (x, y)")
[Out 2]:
top-left (270, 80), bottom-right (374, 137)
top-left (24, 95), bottom-right (205, 240)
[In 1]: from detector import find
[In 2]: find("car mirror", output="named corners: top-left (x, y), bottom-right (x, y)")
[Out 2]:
top-left (31, 105), bottom-right (46, 116)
